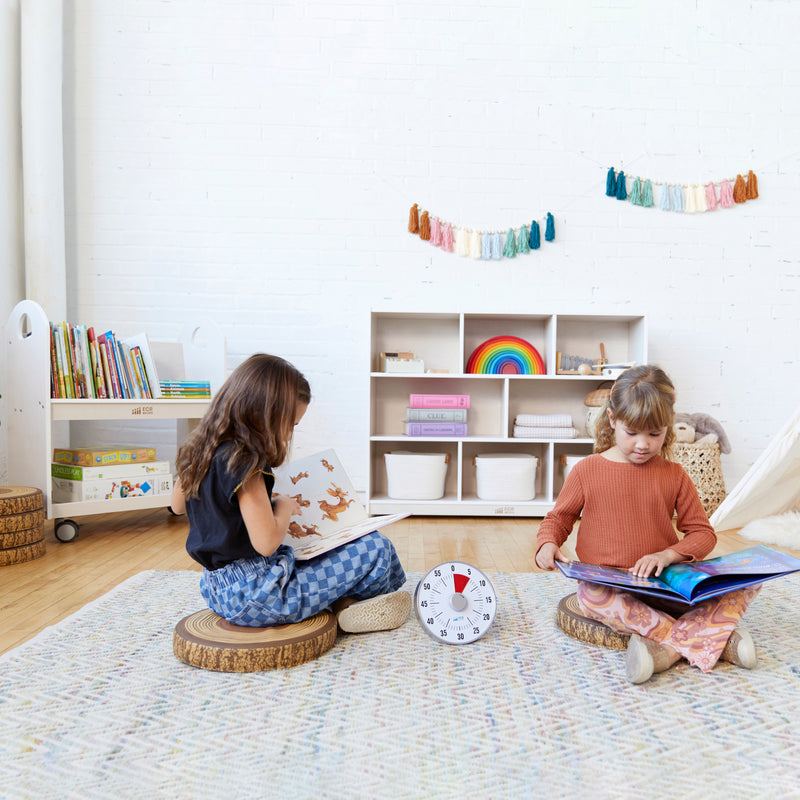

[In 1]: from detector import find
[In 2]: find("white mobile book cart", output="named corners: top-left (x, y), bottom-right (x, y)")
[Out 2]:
top-left (5, 300), bottom-right (225, 541)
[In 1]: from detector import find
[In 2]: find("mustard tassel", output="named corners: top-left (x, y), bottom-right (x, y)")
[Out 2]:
top-left (408, 203), bottom-right (419, 233)
top-left (733, 174), bottom-right (747, 203)
top-left (746, 170), bottom-right (759, 199)
top-left (419, 211), bottom-right (431, 240)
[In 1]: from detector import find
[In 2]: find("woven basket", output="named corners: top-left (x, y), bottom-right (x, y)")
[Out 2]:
top-left (672, 441), bottom-right (726, 517)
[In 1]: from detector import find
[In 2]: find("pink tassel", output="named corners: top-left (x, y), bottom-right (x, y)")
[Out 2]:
top-left (430, 216), bottom-right (442, 247)
top-left (705, 182), bottom-right (718, 210)
top-left (719, 180), bottom-right (734, 208)
top-left (441, 222), bottom-right (454, 252)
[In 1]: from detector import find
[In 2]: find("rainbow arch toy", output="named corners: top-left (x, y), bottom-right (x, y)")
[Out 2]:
top-left (466, 336), bottom-right (546, 375)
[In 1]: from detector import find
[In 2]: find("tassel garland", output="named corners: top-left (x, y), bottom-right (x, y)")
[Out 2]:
top-left (604, 167), bottom-right (759, 213)
top-left (407, 204), bottom-right (555, 259)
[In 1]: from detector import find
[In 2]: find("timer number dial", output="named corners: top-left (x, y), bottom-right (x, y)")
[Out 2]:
top-left (414, 561), bottom-right (497, 644)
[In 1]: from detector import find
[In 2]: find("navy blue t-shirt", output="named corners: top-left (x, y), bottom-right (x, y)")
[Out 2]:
top-left (185, 441), bottom-right (275, 571)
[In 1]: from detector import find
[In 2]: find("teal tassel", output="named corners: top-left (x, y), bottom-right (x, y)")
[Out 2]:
top-left (606, 167), bottom-right (617, 197)
top-left (616, 171), bottom-right (627, 200)
top-left (530, 220), bottom-right (541, 250)
top-left (629, 178), bottom-right (642, 206)
top-left (503, 228), bottom-right (517, 258)
top-left (642, 179), bottom-right (654, 207)
top-left (517, 225), bottom-right (530, 254)
top-left (545, 213), bottom-right (555, 241)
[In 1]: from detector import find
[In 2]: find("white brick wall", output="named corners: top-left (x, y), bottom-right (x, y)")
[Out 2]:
top-left (7, 0), bottom-right (800, 496)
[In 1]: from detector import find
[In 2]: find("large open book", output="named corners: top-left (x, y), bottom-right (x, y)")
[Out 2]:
top-left (273, 449), bottom-right (407, 560)
top-left (555, 545), bottom-right (800, 605)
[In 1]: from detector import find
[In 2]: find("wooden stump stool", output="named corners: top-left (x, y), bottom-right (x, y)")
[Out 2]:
top-left (0, 487), bottom-right (46, 566)
top-left (173, 609), bottom-right (338, 672)
top-left (556, 593), bottom-right (630, 650)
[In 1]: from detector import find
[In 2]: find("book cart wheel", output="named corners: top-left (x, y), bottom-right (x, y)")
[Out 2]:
top-left (54, 518), bottom-right (80, 542)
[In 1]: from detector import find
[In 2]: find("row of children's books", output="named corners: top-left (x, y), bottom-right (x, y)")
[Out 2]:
top-left (48, 321), bottom-right (211, 400)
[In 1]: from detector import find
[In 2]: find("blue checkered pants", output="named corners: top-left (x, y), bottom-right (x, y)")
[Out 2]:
top-left (199, 531), bottom-right (406, 627)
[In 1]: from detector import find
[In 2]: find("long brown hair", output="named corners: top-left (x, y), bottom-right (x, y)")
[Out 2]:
top-left (175, 353), bottom-right (311, 497)
top-left (593, 364), bottom-right (676, 459)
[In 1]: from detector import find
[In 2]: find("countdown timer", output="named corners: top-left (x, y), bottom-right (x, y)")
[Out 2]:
top-left (414, 561), bottom-right (497, 645)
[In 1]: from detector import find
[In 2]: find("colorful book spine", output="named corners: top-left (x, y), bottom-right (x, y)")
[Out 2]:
top-left (404, 422), bottom-right (468, 436)
top-left (409, 394), bottom-right (470, 409)
top-left (65, 322), bottom-right (81, 397)
top-left (51, 460), bottom-right (170, 481)
top-left (53, 325), bottom-right (73, 398)
top-left (87, 327), bottom-right (108, 399)
top-left (405, 408), bottom-right (468, 422)
top-left (53, 446), bottom-right (158, 466)
top-left (49, 323), bottom-right (65, 398)
top-left (103, 332), bottom-right (125, 398)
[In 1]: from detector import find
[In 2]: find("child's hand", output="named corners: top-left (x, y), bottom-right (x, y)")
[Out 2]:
top-left (535, 542), bottom-right (569, 571)
top-left (629, 548), bottom-right (684, 578)
top-left (273, 494), bottom-right (302, 517)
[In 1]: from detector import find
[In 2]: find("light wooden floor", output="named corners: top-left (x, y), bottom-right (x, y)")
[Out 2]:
top-left (0, 508), bottom-right (790, 656)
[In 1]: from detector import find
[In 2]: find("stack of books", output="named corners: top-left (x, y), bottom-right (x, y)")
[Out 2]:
top-left (404, 394), bottom-right (470, 436)
top-left (158, 379), bottom-right (211, 399)
top-left (51, 446), bottom-right (172, 503)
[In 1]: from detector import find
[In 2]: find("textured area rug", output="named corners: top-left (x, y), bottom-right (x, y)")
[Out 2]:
top-left (2, 570), bottom-right (800, 799)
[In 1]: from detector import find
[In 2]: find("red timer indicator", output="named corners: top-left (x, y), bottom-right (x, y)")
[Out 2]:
top-left (414, 561), bottom-right (497, 645)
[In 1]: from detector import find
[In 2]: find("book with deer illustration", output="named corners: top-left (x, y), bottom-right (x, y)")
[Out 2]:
top-left (273, 448), bottom-right (408, 560)
top-left (555, 545), bottom-right (800, 605)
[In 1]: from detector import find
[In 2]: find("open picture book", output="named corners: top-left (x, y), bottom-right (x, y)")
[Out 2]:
top-left (555, 544), bottom-right (800, 605)
top-left (273, 449), bottom-right (407, 560)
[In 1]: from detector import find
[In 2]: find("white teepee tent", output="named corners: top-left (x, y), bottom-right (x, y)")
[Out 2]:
top-left (710, 404), bottom-right (800, 532)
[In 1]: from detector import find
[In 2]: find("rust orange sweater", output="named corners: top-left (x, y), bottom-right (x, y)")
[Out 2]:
top-left (537, 454), bottom-right (716, 569)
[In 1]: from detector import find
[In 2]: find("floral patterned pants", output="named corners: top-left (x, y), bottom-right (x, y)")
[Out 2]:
top-left (577, 581), bottom-right (761, 672)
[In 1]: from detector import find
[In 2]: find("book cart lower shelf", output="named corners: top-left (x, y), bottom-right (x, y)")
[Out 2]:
top-left (46, 400), bottom-right (209, 541)
top-left (5, 300), bottom-right (223, 542)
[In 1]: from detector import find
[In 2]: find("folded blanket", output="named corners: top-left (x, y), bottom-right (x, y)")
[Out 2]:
top-left (513, 426), bottom-right (579, 439)
top-left (515, 414), bottom-right (573, 428)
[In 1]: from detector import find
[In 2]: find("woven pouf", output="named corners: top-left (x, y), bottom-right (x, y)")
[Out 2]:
top-left (173, 609), bottom-right (338, 672)
top-left (556, 593), bottom-right (630, 650)
top-left (672, 441), bottom-right (726, 517)
top-left (0, 487), bottom-right (46, 566)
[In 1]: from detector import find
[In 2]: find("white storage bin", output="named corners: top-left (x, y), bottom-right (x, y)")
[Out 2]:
top-left (384, 452), bottom-right (450, 500)
top-left (474, 453), bottom-right (538, 501)
top-left (560, 454), bottom-right (588, 482)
